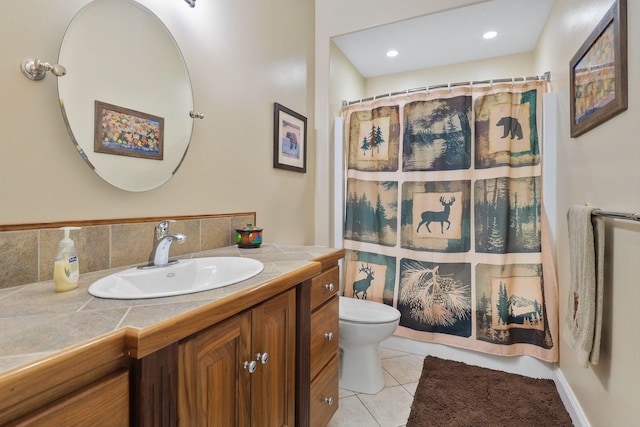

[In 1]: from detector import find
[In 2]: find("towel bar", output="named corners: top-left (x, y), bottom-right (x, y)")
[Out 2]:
top-left (591, 210), bottom-right (640, 222)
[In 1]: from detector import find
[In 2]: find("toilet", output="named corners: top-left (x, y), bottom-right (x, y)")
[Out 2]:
top-left (338, 296), bottom-right (401, 394)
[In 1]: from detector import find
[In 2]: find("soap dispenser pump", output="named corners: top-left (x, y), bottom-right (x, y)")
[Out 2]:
top-left (53, 226), bottom-right (81, 292)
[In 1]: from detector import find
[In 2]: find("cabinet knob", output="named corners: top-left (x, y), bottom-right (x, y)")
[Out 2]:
top-left (324, 283), bottom-right (334, 292)
top-left (243, 360), bottom-right (257, 374)
top-left (256, 352), bottom-right (269, 364)
top-left (324, 332), bottom-right (334, 341)
top-left (324, 396), bottom-right (334, 406)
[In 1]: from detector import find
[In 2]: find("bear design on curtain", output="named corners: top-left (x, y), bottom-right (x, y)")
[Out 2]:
top-left (342, 80), bottom-right (558, 362)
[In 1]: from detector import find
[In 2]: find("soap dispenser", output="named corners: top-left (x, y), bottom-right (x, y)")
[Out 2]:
top-left (53, 226), bottom-right (81, 292)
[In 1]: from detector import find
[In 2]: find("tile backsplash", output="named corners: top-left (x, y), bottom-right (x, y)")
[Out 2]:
top-left (0, 213), bottom-right (255, 289)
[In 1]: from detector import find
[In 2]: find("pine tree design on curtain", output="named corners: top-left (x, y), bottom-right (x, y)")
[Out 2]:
top-left (345, 179), bottom-right (398, 247)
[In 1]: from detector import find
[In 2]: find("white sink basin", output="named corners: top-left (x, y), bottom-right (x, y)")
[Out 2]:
top-left (88, 257), bottom-right (264, 299)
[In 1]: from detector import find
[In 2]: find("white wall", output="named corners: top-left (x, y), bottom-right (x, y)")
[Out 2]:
top-left (319, 0), bottom-right (640, 425)
top-left (1, 0), bottom-right (316, 245)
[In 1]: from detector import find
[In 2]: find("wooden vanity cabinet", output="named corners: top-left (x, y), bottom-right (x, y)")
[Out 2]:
top-left (178, 288), bottom-right (296, 427)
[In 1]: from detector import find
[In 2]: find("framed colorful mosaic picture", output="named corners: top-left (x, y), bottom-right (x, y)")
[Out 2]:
top-left (569, 0), bottom-right (627, 137)
top-left (94, 101), bottom-right (164, 160)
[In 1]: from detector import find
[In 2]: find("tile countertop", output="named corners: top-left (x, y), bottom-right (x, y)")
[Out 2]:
top-left (0, 244), bottom-right (341, 374)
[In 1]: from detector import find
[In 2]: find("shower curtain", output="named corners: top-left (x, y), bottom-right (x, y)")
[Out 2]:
top-left (342, 80), bottom-right (558, 362)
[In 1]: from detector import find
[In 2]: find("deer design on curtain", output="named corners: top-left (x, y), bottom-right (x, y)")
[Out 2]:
top-left (417, 196), bottom-right (456, 234)
top-left (342, 80), bottom-right (558, 362)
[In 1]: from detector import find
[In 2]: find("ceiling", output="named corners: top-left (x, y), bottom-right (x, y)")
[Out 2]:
top-left (331, 0), bottom-right (555, 78)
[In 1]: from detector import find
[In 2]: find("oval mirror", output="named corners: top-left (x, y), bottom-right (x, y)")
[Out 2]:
top-left (58, 0), bottom-right (193, 192)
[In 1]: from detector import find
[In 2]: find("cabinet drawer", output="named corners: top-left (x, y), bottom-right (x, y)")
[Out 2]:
top-left (310, 355), bottom-right (339, 427)
top-left (310, 266), bottom-right (339, 310)
top-left (12, 369), bottom-right (129, 426)
top-left (310, 295), bottom-right (339, 380)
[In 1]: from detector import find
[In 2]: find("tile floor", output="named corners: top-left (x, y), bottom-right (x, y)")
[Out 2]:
top-left (328, 347), bottom-right (425, 427)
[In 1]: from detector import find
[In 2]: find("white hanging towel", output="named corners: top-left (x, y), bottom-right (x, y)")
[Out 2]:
top-left (564, 205), bottom-right (605, 367)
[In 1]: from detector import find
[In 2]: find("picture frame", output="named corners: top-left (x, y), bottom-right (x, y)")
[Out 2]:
top-left (273, 102), bottom-right (307, 173)
top-left (569, 0), bottom-right (627, 138)
top-left (94, 101), bottom-right (164, 160)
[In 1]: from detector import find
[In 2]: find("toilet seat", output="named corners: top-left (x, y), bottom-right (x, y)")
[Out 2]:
top-left (339, 296), bottom-right (401, 324)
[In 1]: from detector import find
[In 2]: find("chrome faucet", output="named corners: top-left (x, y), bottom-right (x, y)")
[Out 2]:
top-left (143, 220), bottom-right (187, 268)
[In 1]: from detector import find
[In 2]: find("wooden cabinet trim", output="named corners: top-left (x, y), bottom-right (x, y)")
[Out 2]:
top-left (131, 343), bottom-right (178, 427)
top-left (311, 250), bottom-right (345, 272)
top-left (0, 330), bottom-right (127, 425)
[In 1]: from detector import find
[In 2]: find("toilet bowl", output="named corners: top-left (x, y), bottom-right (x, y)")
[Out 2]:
top-left (338, 296), bottom-right (401, 394)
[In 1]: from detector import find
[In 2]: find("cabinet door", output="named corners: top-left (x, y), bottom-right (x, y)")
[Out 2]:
top-left (251, 289), bottom-right (296, 427)
top-left (179, 312), bottom-right (252, 427)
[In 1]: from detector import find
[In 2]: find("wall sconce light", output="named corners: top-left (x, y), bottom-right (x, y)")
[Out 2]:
top-left (184, 0), bottom-right (195, 7)
top-left (21, 59), bottom-right (67, 81)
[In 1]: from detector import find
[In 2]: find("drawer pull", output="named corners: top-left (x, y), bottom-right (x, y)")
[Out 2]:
top-left (256, 352), bottom-right (269, 364)
top-left (324, 396), bottom-right (334, 406)
top-left (324, 283), bottom-right (334, 292)
top-left (243, 360), bottom-right (257, 374)
top-left (324, 332), bottom-right (334, 341)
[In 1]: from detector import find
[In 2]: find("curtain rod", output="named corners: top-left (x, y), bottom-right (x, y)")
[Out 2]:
top-left (591, 210), bottom-right (640, 222)
top-left (343, 71), bottom-right (551, 107)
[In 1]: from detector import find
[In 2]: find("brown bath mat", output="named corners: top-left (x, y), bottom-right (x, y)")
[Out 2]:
top-left (407, 356), bottom-right (573, 426)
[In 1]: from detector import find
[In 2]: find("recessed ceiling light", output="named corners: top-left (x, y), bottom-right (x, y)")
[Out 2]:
top-left (386, 50), bottom-right (399, 58)
top-left (483, 31), bottom-right (498, 39)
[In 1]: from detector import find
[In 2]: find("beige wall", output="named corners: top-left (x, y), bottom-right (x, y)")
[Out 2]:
top-left (534, 0), bottom-right (640, 425)
top-left (364, 52), bottom-right (536, 97)
top-left (0, 0), bottom-right (315, 245)
top-left (320, 0), bottom-right (640, 425)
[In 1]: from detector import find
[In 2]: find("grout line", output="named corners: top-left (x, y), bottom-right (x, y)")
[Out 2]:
top-left (114, 307), bottom-right (133, 330)
top-left (353, 393), bottom-right (383, 427)
top-left (76, 297), bottom-right (94, 312)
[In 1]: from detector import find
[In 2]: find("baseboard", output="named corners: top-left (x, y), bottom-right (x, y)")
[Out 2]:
top-left (553, 367), bottom-right (591, 427)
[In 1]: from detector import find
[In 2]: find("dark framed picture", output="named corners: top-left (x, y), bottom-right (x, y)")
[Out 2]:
top-left (94, 101), bottom-right (164, 160)
top-left (569, 0), bottom-right (627, 138)
top-left (273, 102), bottom-right (307, 173)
